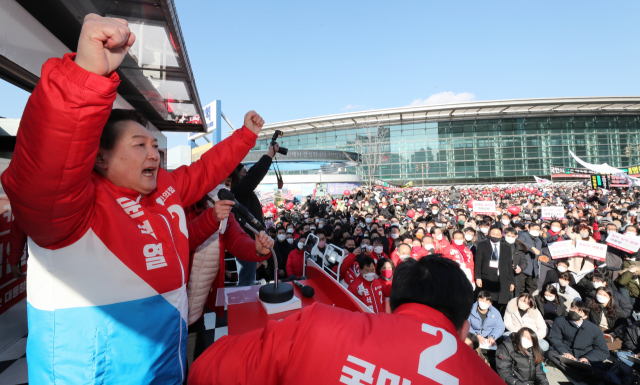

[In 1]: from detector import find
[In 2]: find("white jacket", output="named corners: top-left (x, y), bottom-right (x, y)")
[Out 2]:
top-left (503, 297), bottom-right (547, 339)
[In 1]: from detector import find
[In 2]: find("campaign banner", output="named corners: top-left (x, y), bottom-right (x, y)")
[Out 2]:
top-left (549, 240), bottom-right (577, 259)
top-left (541, 206), bottom-right (565, 220)
top-left (606, 232), bottom-right (640, 254)
top-left (327, 183), bottom-right (361, 195)
top-left (575, 240), bottom-right (607, 261)
top-left (472, 200), bottom-right (496, 215)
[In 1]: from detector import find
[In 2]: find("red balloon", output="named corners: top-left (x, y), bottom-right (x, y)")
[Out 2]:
top-left (508, 206), bottom-right (520, 216)
top-left (407, 209), bottom-right (416, 218)
top-left (344, 190), bottom-right (351, 196)
top-left (499, 193), bottom-right (504, 198)
top-left (431, 198), bottom-right (438, 204)
top-left (262, 206), bottom-right (268, 214)
top-left (269, 206), bottom-right (277, 214)
top-left (537, 191), bottom-right (543, 196)
top-left (286, 202), bottom-right (294, 210)
top-left (467, 201), bottom-right (473, 208)
top-left (518, 186), bottom-right (524, 191)
top-left (266, 202), bottom-right (274, 208)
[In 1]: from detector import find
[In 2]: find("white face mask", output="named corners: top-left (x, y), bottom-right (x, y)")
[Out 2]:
top-left (366, 245), bottom-right (373, 252)
top-left (529, 230), bottom-right (539, 237)
top-left (478, 301), bottom-right (490, 311)
top-left (287, 228), bottom-right (294, 234)
top-left (399, 254), bottom-right (410, 261)
top-left (465, 234), bottom-right (474, 241)
top-left (580, 232), bottom-right (589, 238)
top-left (304, 214), bottom-right (309, 218)
top-left (374, 246), bottom-right (383, 254)
top-left (287, 238), bottom-right (294, 244)
top-left (435, 234), bottom-right (443, 241)
top-left (502, 219), bottom-right (510, 226)
top-left (454, 239), bottom-right (464, 246)
top-left (365, 218), bottom-right (372, 224)
top-left (318, 225), bottom-right (323, 229)
top-left (424, 244), bottom-right (434, 250)
top-left (559, 280), bottom-right (569, 287)
top-left (545, 295), bottom-right (555, 302)
top-left (432, 210), bottom-right (438, 214)
top-left (505, 237), bottom-right (516, 244)
top-left (297, 242), bottom-right (304, 249)
top-left (362, 272), bottom-right (376, 282)
top-left (626, 232), bottom-right (637, 237)
top-left (518, 301), bottom-right (529, 311)
top-left (596, 294), bottom-right (609, 304)
top-left (277, 234), bottom-right (286, 241)
top-left (390, 233), bottom-right (399, 239)
top-left (521, 338), bottom-right (533, 349)
top-left (557, 266), bottom-right (567, 273)
top-left (551, 227), bottom-right (562, 233)
top-left (480, 228), bottom-right (489, 234)
top-left (593, 282), bottom-right (604, 289)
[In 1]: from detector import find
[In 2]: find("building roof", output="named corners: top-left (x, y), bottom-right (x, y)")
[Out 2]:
top-left (259, 96), bottom-right (640, 139)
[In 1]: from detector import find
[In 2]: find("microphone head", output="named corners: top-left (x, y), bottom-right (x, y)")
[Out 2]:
top-left (217, 188), bottom-right (235, 201)
top-left (301, 285), bottom-right (315, 298)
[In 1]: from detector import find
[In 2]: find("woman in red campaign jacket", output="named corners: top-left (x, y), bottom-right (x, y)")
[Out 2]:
top-left (0, 15), bottom-right (264, 385)
top-left (189, 256), bottom-right (504, 385)
top-left (286, 233), bottom-right (307, 277)
top-left (442, 230), bottom-right (475, 283)
top-left (377, 257), bottom-right (394, 303)
top-left (348, 256), bottom-right (385, 313)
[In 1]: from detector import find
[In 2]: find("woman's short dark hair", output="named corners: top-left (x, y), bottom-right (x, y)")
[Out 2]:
top-left (513, 327), bottom-right (544, 364)
top-left (390, 255), bottom-right (473, 329)
top-left (466, 333), bottom-right (479, 350)
top-left (558, 271), bottom-right (572, 282)
top-left (518, 293), bottom-right (536, 309)
top-left (100, 109), bottom-right (148, 150)
top-left (376, 257), bottom-right (394, 277)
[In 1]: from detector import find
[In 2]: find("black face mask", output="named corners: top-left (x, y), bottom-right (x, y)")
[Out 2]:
top-left (568, 311), bottom-right (582, 322)
top-left (490, 236), bottom-right (502, 243)
top-left (345, 247), bottom-right (355, 253)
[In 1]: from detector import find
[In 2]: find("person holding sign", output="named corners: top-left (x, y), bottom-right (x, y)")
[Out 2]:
top-left (565, 224), bottom-right (597, 276)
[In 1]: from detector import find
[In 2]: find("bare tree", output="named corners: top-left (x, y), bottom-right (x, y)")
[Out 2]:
top-left (342, 118), bottom-right (389, 188)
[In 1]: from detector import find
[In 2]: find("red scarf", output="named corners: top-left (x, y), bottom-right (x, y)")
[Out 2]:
top-left (452, 242), bottom-right (467, 255)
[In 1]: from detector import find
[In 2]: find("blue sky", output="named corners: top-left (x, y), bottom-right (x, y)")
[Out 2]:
top-left (1, 1), bottom-right (639, 150)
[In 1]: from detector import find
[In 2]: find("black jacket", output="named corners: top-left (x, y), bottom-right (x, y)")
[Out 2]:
top-left (496, 337), bottom-right (549, 385)
top-left (547, 316), bottom-right (609, 362)
top-left (621, 321), bottom-right (640, 353)
top-left (534, 294), bottom-right (568, 321)
top-left (474, 240), bottom-right (515, 304)
top-left (231, 155), bottom-right (272, 239)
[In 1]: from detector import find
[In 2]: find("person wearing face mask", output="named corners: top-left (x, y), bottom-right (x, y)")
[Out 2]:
top-left (272, 226), bottom-right (293, 280)
top-left (463, 227), bottom-right (477, 256)
top-left (545, 220), bottom-right (569, 245)
top-left (475, 227), bottom-right (516, 312)
top-left (534, 284), bottom-right (569, 327)
top-left (426, 203), bottom-right (441, 223)
top-left (496, 327), bottom-right (549, 385)
top-left (517, 223), bottom-right (549, 291)
top-left (310, 229), bottom-right (328, 264)
top-left (564, 224), bottom-right (597, 276)
top-left (550, 271), bottom-right (582, 304)
top-left (369, 238), bottom-right (388, 264)
top-left (391, 243), bottom-right (414, 266)
top-left (376, 258), bottom-right (394, 313)
top-left (503, 294), bottom-right (549, 351)
top-left (468, 291), bottom-right (505, 350)
top-left (547, 301), bottom-right (609, 382)
top-left (347, 256), bottom-right (385, 313)
top-left (578, 271), bottom-right (633, 318)
top-left (336, 237), bottom-right (362, 286)
top-left (477, 221), bottom-right (491, 243)
top-left (543, 260), bottom-right (576, 287)
top-left (499, 214), bottom-right (512, 230)
top-left (441, 231), bottom-right (475, 284)
top-left (586, 287), bottom-right (627, 350)
top-left (504, 227), bottom-right (530, 297)
top-left (430, 227), bottom-right (450, 253)
top-left (286, 233), bottom-right (308, 278)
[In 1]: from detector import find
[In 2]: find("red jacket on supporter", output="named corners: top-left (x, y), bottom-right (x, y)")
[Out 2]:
top-left (411, 246), bottom-right (429, 260)
top-left (380, 277), bottom-right (392, 298)
top-left (336, 252), bottom-right (361, 285)
top-left (370, 250), bottom-right (387, 264)
top-left (286, 247), bottom-right (304, 277)
top-left (189, 302), bottom-right (504, 385)
top-left (441, 244), bottom-right (475, 281)
top-left (348, 275), bottom-right (385, 313)
top-left (434, 236), bottom-right (450, 253)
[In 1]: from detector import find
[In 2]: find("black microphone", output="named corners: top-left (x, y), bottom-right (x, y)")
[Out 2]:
top-left (292, 280), bottom-right (315, 298)
top-left (217, 188), bottom-right (265, 231)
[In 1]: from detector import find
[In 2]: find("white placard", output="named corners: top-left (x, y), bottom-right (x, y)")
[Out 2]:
top-left (472, 200), bottom-right (496, 215)
top-left (541, 206), bottom-right (565, 220)
top-left (549, 240), bottom-right (577, 259)
top-left (575, 240), bottom-right (607, 261)
top-left (606, 232), bottom-right (640, 254)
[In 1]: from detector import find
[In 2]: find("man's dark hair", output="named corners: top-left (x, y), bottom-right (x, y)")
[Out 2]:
top-left (571, 300), bottom-right (590, 315)
top-left (100, 109), bottom-right (148, 150)
top-left (477, 290), bottom-right (492, 301)
top-left (342, 237), bottom-right (354, 246)
top-left (358, 256), bottom-right (375, 270)
top-left (390, 255), bottom-right (473, 329)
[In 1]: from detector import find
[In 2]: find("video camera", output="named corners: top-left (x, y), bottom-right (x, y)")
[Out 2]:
top-left (271, 130), bottom-right (288, 155)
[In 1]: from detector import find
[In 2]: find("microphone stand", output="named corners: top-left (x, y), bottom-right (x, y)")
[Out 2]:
top-left (244, 223), bottom-right (293, 303)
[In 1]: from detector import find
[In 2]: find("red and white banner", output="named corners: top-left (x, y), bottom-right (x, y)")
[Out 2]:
top-left (541, 206), bottom-right (565, 220)
top-left (606, 232), bottom-right (640, 254)
top-left (0, 198), bottom-right (27, 316)
top-left (472, 201), bottom-right (496, 215)
top-left (575, 240), bottom-right (607, 262)
top-left (549, 240), bottom-right (577, 259)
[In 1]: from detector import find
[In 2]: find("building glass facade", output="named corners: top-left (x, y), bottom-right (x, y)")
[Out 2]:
top-left (252, 114), bottom-right (640, 185)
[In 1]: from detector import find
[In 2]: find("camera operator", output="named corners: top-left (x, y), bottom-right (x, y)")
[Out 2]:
top-left (231, 142), bottom-right (282, 286)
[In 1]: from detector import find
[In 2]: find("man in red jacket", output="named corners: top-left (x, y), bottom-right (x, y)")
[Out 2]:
top-left (347, 256), bottom-right (385, 313)
top-left (189, 256), bottom-right (504, 385)
top-left (286, 233), bottom-right (307, 277)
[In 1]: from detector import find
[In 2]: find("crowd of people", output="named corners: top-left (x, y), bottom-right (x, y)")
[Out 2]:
top-left (251, 183), bottom-right (640, 384)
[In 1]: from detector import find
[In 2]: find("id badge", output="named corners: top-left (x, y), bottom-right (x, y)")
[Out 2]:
top-left (489, 260), bottom-right (499, 269)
